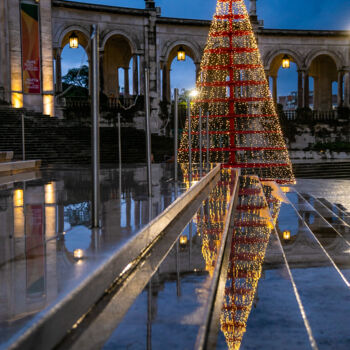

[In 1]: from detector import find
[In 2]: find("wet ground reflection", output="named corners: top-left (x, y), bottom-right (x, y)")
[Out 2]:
top-left (102, 169), bottom-right (238, 349)
top-left (0, 164), bottom-right (183, 347)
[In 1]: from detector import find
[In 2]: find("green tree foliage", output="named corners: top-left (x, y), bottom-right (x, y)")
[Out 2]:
top-left (63, 65), bottom-right (89, 88)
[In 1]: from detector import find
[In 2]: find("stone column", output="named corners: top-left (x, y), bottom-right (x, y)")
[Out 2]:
top-left (55, 48), bottom-right (62, 93)
top-left (344, 70), bottom-right (350, 108)
top-left (139, 54), bottom-right (145, 95)
top-left (40, 0), bottom-right (55, 116)
top-left (8, 0), bottom-right (23, 108)
top-left (116, 68), bottom-right (119, 98)
top-left (264, 70), bottom-right (270, 86)
top-left (303, 71), bottom-right (309, 108)
top-left (272, 76), bottom-right (277, 104)
top-left (162, 64), bottom-right (168, 102)
top-left (133, 55), bottom-right (139, 95)
top-left (249, 0), bottom-right (257, 15)
top-left (297, 70), bottom-right (303, 109)
top-left (195, 62), bottom-right (201, 81)
top-left (313, 77), bottom-right (319, 110)
top-left (337, 70), bottom-right (343, 107)
top-left (124, 67), bottom-right (130, 97)
top-left (99, 50), bottom-right (104, 94)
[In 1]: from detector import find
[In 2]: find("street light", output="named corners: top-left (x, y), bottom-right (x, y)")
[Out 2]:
top-left (189, 89), bottom-right (199, 98)
top-left (177, 46), bottom-right (186, 61)
top-left (282, 55), bottom-right (290, 69)
top-left (69, 32), bottom-right (79, 49)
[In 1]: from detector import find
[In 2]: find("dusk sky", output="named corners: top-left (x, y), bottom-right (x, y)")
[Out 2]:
top-left (62, 0), bottom-right (350, 96)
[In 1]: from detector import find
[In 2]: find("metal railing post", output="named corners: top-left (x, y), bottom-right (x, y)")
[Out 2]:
top-left (174, 88), bottom-right (179, 184)
top-left (206, 111), bottom-right (209, 170)
top-left (187, 97), bottom-right (192, 185)
top-left (91, 24), bottom-right (100, 228)
top-left (199, 107), bottom-right (202, 178)
top-left (21, 113), bottom-right (25, 161)
top-left (145, 68), bottom-right (152, 197)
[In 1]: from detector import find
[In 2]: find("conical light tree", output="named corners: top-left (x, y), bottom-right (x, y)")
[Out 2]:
top-left (178, 0), bottom-right (295, 184)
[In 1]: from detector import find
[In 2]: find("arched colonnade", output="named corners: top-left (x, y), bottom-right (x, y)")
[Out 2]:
top-left (54, 27), bottom-right (202, 102)
top-left (263, 49), bottom-right (349, 111)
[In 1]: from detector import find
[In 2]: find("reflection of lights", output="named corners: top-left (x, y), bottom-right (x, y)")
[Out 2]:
top-left (189, 89), bottom-right (199, 98)
top-left (179, 235), bottom-right (188, 246)
top-left (121, 263), bottom-right (133, 275)
top-left (45, 182), bottom-right (56, 204)
top-left (283, 230), bottom-right (291, 240)
top-left (73, 249), bottom-right (84, 259)
top-left (13, 189), bottom-right (24, 207)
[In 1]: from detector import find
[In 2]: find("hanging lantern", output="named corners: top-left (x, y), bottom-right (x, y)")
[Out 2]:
top-left (282, 55), bottom-right (290, 69)
top-left (283, 230), bottom-right (291, 240)
top-left (69, 32), bottom-right (79, 49)
top-left (177, 46), bottom-right (186, 61)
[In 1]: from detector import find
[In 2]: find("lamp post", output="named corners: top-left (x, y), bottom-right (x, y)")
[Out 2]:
top-left (174, 88), bottom-right (179, 185)
top-left (145, 68), bottom-right (152, 197)
top-left (187, 89), bottom-right (198, 185)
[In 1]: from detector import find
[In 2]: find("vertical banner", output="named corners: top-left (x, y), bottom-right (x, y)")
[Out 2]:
top-left (21, 3), bottom-right (41, 94)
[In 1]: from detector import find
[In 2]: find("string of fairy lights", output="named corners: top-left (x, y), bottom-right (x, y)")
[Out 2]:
top-left (178, 0), bottom-right (295, 185)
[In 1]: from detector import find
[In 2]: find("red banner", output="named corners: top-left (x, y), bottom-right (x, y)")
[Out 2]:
top-left (21, 3), bottom-right (41, 94)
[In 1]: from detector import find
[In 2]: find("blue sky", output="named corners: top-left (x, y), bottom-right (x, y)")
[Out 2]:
top-left (62, 0), bottom-right (350, 96)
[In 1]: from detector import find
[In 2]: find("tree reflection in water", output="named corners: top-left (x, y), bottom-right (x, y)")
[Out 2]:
top-left (220, 176), bottom-right (280, 350)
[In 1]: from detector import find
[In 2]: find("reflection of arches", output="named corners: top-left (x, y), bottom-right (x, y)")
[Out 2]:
top-left (161, 41), bottom-right (202, 102)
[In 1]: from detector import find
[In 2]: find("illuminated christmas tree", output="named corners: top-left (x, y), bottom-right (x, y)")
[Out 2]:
top-left (178, 0), bottom-right (295, 184)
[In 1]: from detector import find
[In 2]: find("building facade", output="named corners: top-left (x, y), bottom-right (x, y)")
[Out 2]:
top-left (0, 0), bottom-right (349, 129)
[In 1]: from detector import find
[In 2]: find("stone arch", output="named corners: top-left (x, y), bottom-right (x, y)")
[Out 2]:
top-left (305, 49), bottom-right (344, 71)
top-left (100, 29), bottom-right (139, 54)
top-left (102, 31), bottom-right (138, 98)
top-left (161, 39), bottom-right (202, 66)
top-left (57, 25), bottom-right (91, 51)
top-left (264, 49), bottom-right (303, 75)
top-left (160, 40), bottom-right (202, 102)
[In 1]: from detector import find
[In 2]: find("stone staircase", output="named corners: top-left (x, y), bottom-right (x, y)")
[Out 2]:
top-left (0, 106), bottom-right (172, 164)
